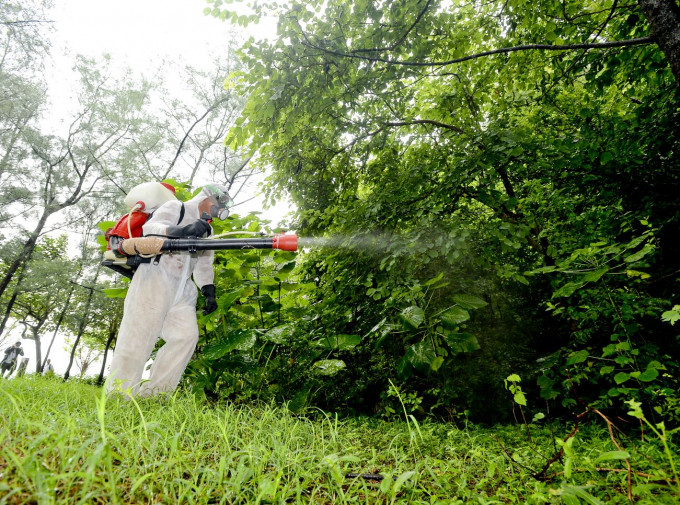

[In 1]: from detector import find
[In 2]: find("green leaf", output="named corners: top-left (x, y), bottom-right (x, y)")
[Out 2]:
top-left (399, 306), bottom-right (425, 330)
top-left (552, 281), bottom-right (584, 298)
top-left (392, 470), bottom-right (415, 494)
top-left (538, 374), bottom-right (559, 400)
top-left (316, 334), bottom-right (361, 350)
top-left (440, 306), bottom-right (470, 328)
top-left (599, 151), bottom-right (613, 165)
top-left (626, 399), bottom-right (644, 419)
top-left (594, 451), bottom-right (630, 464)
top-left (406, 341), bottom-right (436, 372)
top-left (444, 332), bottom-right (480, 353)
top-left (98, 220), bottom-right (116, 233)
top-left (566, 350), bottom-right (589, 365)
top-left (624, 244), bottom-right (654, 263)
top-left (423, 272), bottom-right (444, 286)
top-left (287, 386), bottom-right (311, 413)
top-left (396, 355), bottom-right (413, 379)
top-left (526, 265), bottom-right (557, 275)
top-left (661, 306), bottom-right (680, 326)
top-left (558, 484), bottom-right (604, 505)
top-left (104, 287), bottom-right (128, 298)
top-left (452, 294), bottom-right (488, 310)
top-left (277, 261), bottom-right (296, 275)
top-left (313, 359), bottom-right (346, 376)
top-left (532, 412), bottom-right (546, 423)
top-left (430, 356), bottom-right (445, 371)
top-left (217, 288), bottom-right (245, 310)
top-left (202, 330), bottom-right (257, 359)
top-left (582, 267), bottom-right (608, 282)
top-left (614, 372), bottom-right (631, 384)
top-left (263, 324), bottom-right (293, 344)
top-left (637, 367), bottom-right (659, 382)
top-left (625, 269), bottom-right (650, 279)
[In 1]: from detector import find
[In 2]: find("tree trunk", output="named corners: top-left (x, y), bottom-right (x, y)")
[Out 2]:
top-left (0, 256), bottom-right (32, 338)
top-left (97, 304), bottom-right (122, 386)
top-left (97, 331), bottom-right (116, 386)
top-left (32, 325), bottom-right (43, 374)
top-left (20, 315), bottom-right (48, 374)
top-left (0, 209), bottom-right (49, 301)
top-left (63, 267), bottom-right (101, 380)
top-left (0, 288), bottom-right (20, 338)
top-left (41, 278), bottom-right (79, 371)
top-left (639, 0), bottom-right (680, 84)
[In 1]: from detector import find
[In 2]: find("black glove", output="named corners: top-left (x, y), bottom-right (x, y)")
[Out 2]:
top-left (168, 219), bottom-right (211, 238)
top-left (201, 284), bottom-right (218, 315)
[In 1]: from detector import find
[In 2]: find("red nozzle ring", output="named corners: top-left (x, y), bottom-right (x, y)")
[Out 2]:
top-left (272, 233), bottom-right (297, 251)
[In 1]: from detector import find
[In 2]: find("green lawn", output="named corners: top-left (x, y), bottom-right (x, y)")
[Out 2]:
top-left (0, 376), bottom-right (677, 504)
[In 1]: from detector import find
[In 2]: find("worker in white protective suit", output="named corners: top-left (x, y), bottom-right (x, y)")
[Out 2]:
top-left (106, 184), bottom-right (233, 397)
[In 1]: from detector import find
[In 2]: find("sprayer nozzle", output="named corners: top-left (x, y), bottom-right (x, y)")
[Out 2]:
top-left (272, 233), bottom-right (297, 251)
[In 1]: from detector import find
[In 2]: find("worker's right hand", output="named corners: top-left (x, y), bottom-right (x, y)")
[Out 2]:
top-left (167, 219), bottom-right (212, 238)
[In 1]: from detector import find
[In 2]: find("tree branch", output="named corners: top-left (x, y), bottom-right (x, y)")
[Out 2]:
top-left (165, 96), bottom-right (230, 178)
top-left (0, 20), bottom-right (53, 26)
top-left (302, 37), bottom-right (655, 68)
top-left (383, 119), bottom-right (465, 133)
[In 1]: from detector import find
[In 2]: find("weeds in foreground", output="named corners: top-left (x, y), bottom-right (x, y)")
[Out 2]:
top-left (0, 376), bottom-right (677, 504)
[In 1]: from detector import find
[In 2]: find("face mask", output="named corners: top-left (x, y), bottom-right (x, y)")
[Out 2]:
top-left (210, 204), bottom-right (229, 220)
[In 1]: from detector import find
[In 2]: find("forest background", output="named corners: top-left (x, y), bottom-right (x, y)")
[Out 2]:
top-left (1, 0), bottom-right (679, 430)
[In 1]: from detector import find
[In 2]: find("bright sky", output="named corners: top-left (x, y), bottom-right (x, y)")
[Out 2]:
top-left (47, 0), bottom-right (288, 212)
top-left (0, 0), bottom-right (291, 378)
top-left (52, 0), bottom-right (252, 68)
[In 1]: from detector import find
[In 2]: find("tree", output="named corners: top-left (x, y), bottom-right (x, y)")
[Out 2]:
top-left (206, 0), bottom-right (680, 419)
top-left (0, 0), bottom-right (52, 75)
top-left (7, 235), bottom-right (78, 373)
top-left (157, 54), bottom-right (251, 186)
top-left (62, 263), bottom-right (101, 380)
top-left (0, 56), bottom-right (159, 316)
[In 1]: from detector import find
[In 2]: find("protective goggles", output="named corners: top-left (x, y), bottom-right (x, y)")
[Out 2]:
top-left (204, 185), bottom-right (233, 204)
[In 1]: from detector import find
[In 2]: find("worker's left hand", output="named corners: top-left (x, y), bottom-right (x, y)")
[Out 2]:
top-left (201, 284), bottom-right (218, 315)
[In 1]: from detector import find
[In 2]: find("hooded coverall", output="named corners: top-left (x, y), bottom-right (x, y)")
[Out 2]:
top-left (106, 192), bottom-right (215, 396)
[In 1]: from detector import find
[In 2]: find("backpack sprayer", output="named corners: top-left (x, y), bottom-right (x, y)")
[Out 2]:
top-left (101, 182), bottom-right (298, 278)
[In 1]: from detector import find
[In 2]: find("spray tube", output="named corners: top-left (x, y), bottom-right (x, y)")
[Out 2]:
top-left (114, 233), bottom-right (298, 257)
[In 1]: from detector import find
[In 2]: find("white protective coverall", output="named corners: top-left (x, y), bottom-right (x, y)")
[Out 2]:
top-left (106, 190), bottom-right (216, 396)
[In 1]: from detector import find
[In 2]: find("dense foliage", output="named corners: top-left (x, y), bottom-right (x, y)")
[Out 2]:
top-left (188, 0), bottom-right (680, 424)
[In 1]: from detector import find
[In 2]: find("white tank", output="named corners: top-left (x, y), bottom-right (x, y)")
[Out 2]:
top-left (124, 182), bottom-right (177, 212)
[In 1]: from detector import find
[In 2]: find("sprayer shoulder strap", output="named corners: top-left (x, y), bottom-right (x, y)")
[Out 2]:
top-left (139, 203), bottom-right (183, 238)
top-left (150, 203), bottom-right (183, 267)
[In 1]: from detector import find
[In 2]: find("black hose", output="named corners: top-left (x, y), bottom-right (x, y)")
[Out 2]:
top-left (344, 473), bottom-right (388, 481)
top-left (161, 238), bottom-right (274, 252)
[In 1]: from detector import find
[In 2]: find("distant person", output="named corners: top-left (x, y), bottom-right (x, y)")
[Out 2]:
top-left (1, 341), bottom-right (24, 378)
top-left (44, 359), bottom-right (55, 375)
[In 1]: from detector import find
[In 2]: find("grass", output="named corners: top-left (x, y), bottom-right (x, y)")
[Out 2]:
top-left (0, 376), bottom-right (678, 504)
